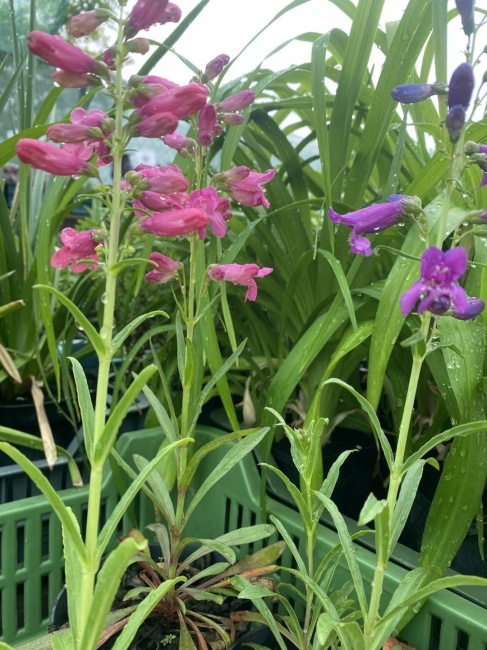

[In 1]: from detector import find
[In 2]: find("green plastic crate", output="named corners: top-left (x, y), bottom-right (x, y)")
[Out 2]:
top-left (1, 426), bottom-right (486, 648)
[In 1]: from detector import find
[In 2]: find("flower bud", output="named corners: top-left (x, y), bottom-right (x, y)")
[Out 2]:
top-left (138, 83), bottom-right (209, 119)
top-left (391, 82), bottom-right (446, 104)
top-left (52, 70), bottom-right (100, 88)
top-left (448, 63), bottom-right (475, 110)
top-left (68, 10), bottom-right (109, 38)
top-left (145, 252), bottom-right (181, 284)
top-left (127, 38), bottom-right (150, 54)
top-left (201, 54), bottom-right (230, 82)
top-left (27, 31), bottom-right (106, 75)
top-left (140, 208), bottom-right (208, 236)
top-left (446, 105), bottom-right (466, 143)
top-left (453, 297), bottom-right (485, 320)
top-left (132, 112), bottom-right (179, 138)
top-left (218, 90), bottom-right (255, 111)
top-left (47, 123), bottom-right (99, 143)
top-left (125, 0), bottom-right (181, 38)
top-left (16, 139), bottom-right (96, 177)
top-left (455, 0), bottom-right (475, 37)
top-left (220, 112), bottom-right (244, 126)
top-left (463, 140), bottom-right (480, 155)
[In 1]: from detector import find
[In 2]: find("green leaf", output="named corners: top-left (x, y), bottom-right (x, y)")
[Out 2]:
top-left (133, 453), bottom-right (176, 526)
top-left (314, 493), bottom-right (368, 619)
top-left (183, 336), bottom-right (196, 390)
top-left (34, 284), bottom-right (105, 358)
top-left (322, 378), bottom-right (393, 470)
top-left (111, 311), bottom-right (168, 355)
top-left (79, 539), bottom-right (148, 650)
top-left (357, 493), bottom-right (387, 527)
top-left (0, 426), bottom-right (83, 486)
top-left (97, 437), bottom-right (193, 560)
top-left (215, 523), bottom-right (276, 547)
top-left (183, 427), bottom-right (269, 522)
top-left (0, 443), bottom-right (85, 559)
top-left (95, 366), bottom-right (157, 464)
top-left (260, 462), bottom-right (312, 532)
top-left (270, 514), bottom-right (307, 575)
top-left (141, 381), bottom-right (177, 444)
top-left (111, 578), bottom-right (184, 650)
top-left (69, 357), bottom-right (95, 460)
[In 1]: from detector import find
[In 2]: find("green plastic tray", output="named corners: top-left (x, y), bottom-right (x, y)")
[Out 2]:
top-left (1, 426), bottom-right (486, 649)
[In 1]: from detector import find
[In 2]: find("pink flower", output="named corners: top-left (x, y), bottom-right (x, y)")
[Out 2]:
top-left (140, 208), bottom-right (208, 236)
top-left (27, 31), bottom-right (104, 75)
top-left (162, 131), bottom-right (193, 155)
top-left (125, 0), bottom-right (181, 38)
top-left (145, 252), bottom-right (181, 283)
top-left (198, 103), bottom-right (221, 146)
top-left (52, 70), bottom-right (100, 88)
top-left (138, 83), bottom-right (209, 120)
top-left (51, 228), bottom-right (100, 272)
top-left (53, 108), bottom-right (114, 166)
top-left (131, 163), bottom-right (189, 193)
top-left (218, 166), bottom-right (275, 208)
top-left (16, 139), bottom-right (92, 176)
top-left (208, 263), bottom-right (273, 301)
top-left (218, 90), bottom-right (255, 111)
top-left (220, 113), bottom-right (244, 126)
top-left (68, 10), bottom-right (108, 37)
top-left (185, 187), bottom-right (232, 238)
top-left (133, 112), bottom-right (179, 138)
top-left (132, 193), bottom-right (187, 217)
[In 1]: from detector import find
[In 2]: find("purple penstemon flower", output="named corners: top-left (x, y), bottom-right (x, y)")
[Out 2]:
top-left (391, 82), bottom-right (446, 104)
top-left (400, 246), bottom-right (484, 320)
top-left (328, 194), bottom-right (421, 257)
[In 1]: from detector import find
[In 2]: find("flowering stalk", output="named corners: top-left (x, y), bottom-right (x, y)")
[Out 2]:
top-left (80, 9), bottom-right (128, 636)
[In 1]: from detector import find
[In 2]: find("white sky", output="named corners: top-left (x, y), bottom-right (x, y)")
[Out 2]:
top-left (128, 0), bottom-right (468, 85)
top-left (129, 0), bottom-right (405, 82)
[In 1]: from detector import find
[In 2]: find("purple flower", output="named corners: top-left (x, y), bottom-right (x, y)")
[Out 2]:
top-left (452, 297), bottom-right (485, 320)
top-left (400, 247), bottom-right (469, 317)
top-left (202, 54), bottom-right (230, 83)
top-left (185, 187), bottom-right (232, 238)
top-left (455, 0), bottom-right (475, 37)
top-left (448, 63), bottom-right (474, 110)
top-left (445, 105), bottom-right (466, 143)
top-left (391, 83), bottom-right (446, 104)
top-left (328, 195), bottom-right (420, 257)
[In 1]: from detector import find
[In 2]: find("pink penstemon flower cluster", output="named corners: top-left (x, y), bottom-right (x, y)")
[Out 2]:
top-left (15, 2), bottom-right (276, 301)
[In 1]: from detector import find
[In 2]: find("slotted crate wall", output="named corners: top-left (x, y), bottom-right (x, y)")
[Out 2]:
top-left (1, 426), bottom-right (486, 648)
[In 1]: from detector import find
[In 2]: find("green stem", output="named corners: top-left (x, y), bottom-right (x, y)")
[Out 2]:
top-left (77, 13), bottom-right (127, 643)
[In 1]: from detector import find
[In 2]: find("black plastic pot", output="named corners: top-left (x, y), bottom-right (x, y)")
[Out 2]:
top-left (228, 626), bottom-right (295, 649)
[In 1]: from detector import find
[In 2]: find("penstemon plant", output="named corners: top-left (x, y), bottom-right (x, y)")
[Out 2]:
top-left (230, 1), bottom-right (487, 648)
top-left (0, 2), bottom-right (282, 649)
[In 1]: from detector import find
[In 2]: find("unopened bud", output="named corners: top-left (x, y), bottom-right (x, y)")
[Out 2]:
top-left (201, 54), bottom-right (230, 82)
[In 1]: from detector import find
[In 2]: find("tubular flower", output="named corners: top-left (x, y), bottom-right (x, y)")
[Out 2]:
top-left (448, 63), bottom-right (474, 110)
top-left (328, 195), bottom-right (420, 257)
top-left (218, 90), bottom-right (255, 111)
top-left (400, 246), bottom-right (478, 318)
top-left (68, 10), bottom-right (109, 37)
top-left (453, 297), bottom-right (485, 320)
top-left (455, 0), bottom-right (475, 37)
top-left (162, 132), bottom-right (194, 156)
top-left (198, 104), bottom-right (221, 146)
top-left (54, 108), bottom-right (114, 166)
top-left (140, 208), bottom-right (208, 236)
top-left (128, 75), bottom-right (178, 108)
top-left (446, 105), bottom-right (466, 143)
top-left (208, 263), bottom-right (273, 302)
top-left (27, 31), bottom-right (105, 75)
top-left (52, 70), bottom-right (100, 88)
top-left (202, 54), bottom-right (230, 83)
top-left (128, 163), bottom-right (189, 194)
top-left (16, 139), bottom-right (93, 176)
top-left (137, 83), bottom-right (209, 120)
top-left (145, 252), bottom-right (181, 284)
top-left (391, 82), bottom-right (446, 104)
top-left (132, 112), bottom-right (179, 137)
top-left (185, 187), bottom-right (232, 238)
top-left (51, 228), bottom-right (100, 272)
top-left (125, 0), bottom-right (181, 38)
top-left (217, 166), bottom-right (275, 208)
top-left (133, 193), bottom-right (186, 217)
